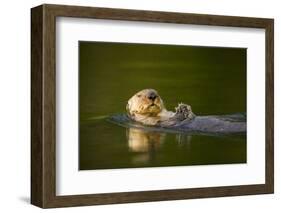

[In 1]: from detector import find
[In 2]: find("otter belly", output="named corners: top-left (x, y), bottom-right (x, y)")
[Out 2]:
top-left (170, 115), bottom-right (246, 133)
top-left (108, 113), bottom-right (246, 134)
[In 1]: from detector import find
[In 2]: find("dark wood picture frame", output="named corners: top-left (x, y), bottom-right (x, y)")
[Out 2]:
top-left (31, 4), bottom-right (274, 208)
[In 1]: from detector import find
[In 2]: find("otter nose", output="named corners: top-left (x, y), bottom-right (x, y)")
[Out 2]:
top-left (148, 92), bottom-right (157, 101)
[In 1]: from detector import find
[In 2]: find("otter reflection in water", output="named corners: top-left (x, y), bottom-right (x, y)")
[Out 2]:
top-left (126, 128), bottom-right (191, 164)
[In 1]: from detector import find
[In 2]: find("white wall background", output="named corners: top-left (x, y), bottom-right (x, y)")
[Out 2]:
top-left (0, 0), bottom-right (279, 212)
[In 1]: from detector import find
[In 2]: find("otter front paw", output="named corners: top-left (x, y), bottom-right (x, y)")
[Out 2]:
top-left (175, 103), bottom-right (196, 120)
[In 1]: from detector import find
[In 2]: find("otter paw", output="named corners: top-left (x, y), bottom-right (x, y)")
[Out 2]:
top-left (175, 103), bottom-right (195, 120)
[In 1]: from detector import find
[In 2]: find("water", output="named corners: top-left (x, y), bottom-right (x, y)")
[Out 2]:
top-left (79, 41), bottom-right (247, 170)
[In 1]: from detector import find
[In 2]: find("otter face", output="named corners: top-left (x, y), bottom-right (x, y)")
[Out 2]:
top-left (127, 89), bottom-right (164, 117)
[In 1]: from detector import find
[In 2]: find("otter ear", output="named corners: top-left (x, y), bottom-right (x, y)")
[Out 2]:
top-left (126, 102), bottom-right (131, 115)
top-left (159, 97), bottom-right (165, 108)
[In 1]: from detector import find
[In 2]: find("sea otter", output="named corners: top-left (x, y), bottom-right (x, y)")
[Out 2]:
top-left (125, 89), bottom-right (246, 133)
top-left (126, 89), bottom-right (195, 126)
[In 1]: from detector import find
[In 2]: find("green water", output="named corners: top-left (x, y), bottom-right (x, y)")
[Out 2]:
top-left (79, 41), bottom-right (246, 170)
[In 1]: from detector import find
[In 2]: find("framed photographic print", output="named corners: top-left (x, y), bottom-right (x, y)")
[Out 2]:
top-left (31, 4), bottom-right (274, 208)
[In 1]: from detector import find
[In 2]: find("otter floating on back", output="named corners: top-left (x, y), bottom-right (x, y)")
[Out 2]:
top-left (124, 89), bottom-right (246, 134)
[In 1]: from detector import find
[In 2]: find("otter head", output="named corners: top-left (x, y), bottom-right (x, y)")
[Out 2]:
top-left (126, 89), bottom-right (164, 117)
